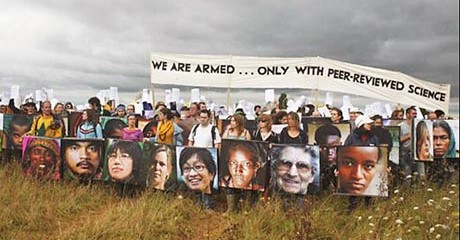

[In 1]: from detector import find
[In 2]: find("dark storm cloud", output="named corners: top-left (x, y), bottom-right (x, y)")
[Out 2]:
top-left (0, 0), bottom-right (457, 113)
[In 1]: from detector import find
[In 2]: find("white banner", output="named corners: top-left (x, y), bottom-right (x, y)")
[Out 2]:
top-left (150, 53), bottom-right (451, 113)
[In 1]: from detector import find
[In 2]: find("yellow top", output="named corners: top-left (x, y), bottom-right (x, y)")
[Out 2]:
top-left (28, 115), bottom-right (63, 138)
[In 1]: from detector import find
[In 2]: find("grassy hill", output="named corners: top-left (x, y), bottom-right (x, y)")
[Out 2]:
top-left (1, 163), bottom-right (458, 239)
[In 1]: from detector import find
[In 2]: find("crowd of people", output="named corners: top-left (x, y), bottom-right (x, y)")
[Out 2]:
top-left (0, 94), bottom-right (458, 214)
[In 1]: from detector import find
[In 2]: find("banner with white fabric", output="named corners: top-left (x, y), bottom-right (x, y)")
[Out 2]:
top-left (150, 53), bottom-right (450, 112)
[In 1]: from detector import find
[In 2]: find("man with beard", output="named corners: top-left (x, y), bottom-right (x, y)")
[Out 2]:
top-left (63, 140), bottom-right (103, 181)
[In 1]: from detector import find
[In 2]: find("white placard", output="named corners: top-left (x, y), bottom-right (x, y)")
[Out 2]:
top-left (318, 106), bottom-right (331, 117)
top-left (415, 106), bottom-right (424, 119)
top-left (0, 91), bottom-right (10, 105)
top-left (190, 88), bottom-right (200, 103)
top-left (171, 88), bottom-right (180, 103)
top-left (109, 87), bottom-right (118, 100)
top-left (144, 110), bottom-right (154, 119)
top-left (0, 113), bottom-right (4, 131)
top-left (272, 124), bottom-right (288, 134)
top-left (47, 89), bottom-right (54, 100)
top-left (342, 95), bottom-right (352, 108)
top-left (35, 90), bottom-right (42, 101)
top-left (165, 89), bottom-right (172, 104)
top-left (325, 92), bottom-right (334, 106)
top-left (341, 106), bottom-right (350, 120)
top-left (385, 104), bottom-right (393, 118)
top-left (142, 89), bottom-right (152, 103)
top-left (11, 85), bottom-right (21, 107)
top-left (265, 89), bottom-right (275, 103)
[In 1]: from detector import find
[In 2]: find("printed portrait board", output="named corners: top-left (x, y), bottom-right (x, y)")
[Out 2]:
top-left (139, 119), bottom-right (157, 139)
top-left (100, 117), bottom-right (127, 139)
top-left (413, 119), bottom-right (434, 161)
top-left (307, 122), bottom-right (351, 146)
top-left (2, 114), bottom-right (33, 150)
top-left (219, 139), bottom-right (269, 191)
top-left (336, 146), bottom-right (388, 197)
top-left (21, 136), bottom-right (61, 180)
top-left (61, 138), bottom-right (105, 181)
top-left (301, 117), bottom-right (332, 131)
top-left (68, 111), bottom-right (83, 137)
top-left (431, 120), bottom-right (459, 159)
top-left (176, 146), bottom-right (218, 194)
top-left (102, 139), bottom-right (147, 186)
top-left (143, 142), bottom-right (178, 191)
top-left (270, 144), bottom-right (320, 195)
top-left (384, 126), bottom-right (400, 165)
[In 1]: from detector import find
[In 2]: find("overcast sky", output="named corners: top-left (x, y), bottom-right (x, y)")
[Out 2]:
top-left (1, 0), bottom-right (458, 113)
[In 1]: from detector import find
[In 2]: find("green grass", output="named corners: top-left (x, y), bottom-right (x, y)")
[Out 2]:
top-left (1, 162), bottom-right (458, 239)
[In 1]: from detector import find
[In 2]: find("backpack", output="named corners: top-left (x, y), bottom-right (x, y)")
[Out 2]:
top-left (191, 124), bottom-right (217, 148)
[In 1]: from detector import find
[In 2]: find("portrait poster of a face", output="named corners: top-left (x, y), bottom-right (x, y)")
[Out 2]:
top-left (383, 126), bottom-right (400, 165)
top-left (176, 146), bottom-right (218, 194)
top-left (308, 122), bottom-right (350, 146)
top-left (336, 146), bottom-right (388, 197)
top-left (61, 138), bottom-right (105, 181)
top-left (102, 139), bottom-right (147, 186)
top-left (143, 142), bottom-right (177, 191)
top-left (100, 117), bottom-right (127, 139)
top-left (21, 136), bottom-right (61, 180)
top-left (2, 114), bottom-right (33, 150)
top-left (413, 119), bottom-right (434, 161)
top-left (432, 119), bottom-right (458, 159)
top-left (270, 144), bottom-right (320, 195)
top-left (219, 139), bottom-right (269, 191)
top-left (68, 111), bottom-right (83, 137)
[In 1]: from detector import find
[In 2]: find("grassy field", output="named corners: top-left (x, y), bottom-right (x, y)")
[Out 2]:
top-left (1, 162), bottom-right (458, 240)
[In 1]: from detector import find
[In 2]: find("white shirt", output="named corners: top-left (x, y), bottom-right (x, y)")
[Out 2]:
top-left (188, 124), bottom-right (221, 148)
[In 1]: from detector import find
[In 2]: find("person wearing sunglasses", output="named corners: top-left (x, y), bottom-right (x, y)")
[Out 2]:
top-left (252, 114), bottom-right (279, 144)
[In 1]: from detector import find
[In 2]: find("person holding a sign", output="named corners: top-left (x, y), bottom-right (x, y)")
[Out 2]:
top-left (340, 114), bottom-right (381, 213)
top-left (27, 100), bottom-right (63, 138)
top-left (399, 106), bottom-right (425, 184)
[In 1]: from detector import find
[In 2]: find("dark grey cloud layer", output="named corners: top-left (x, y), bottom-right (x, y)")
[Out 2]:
top-left (0, 0), bottom-right (458, 113)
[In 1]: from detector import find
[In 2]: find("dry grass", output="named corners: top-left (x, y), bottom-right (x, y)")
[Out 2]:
top-left (1, 162), bottom-right (458, 240)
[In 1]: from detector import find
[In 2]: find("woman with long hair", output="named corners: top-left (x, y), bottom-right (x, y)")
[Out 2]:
top-left (76, 109), bottom-right (103, 139)
top-left (156, 108), bottom-right (175, 145)
top-left (223, 114), bottom-right (251, 140)
top-left (122, 114), bottom-right (144, 142)
top-left (415, 121), bottom-right (433, 161)
top-left (253, 113), bottom-right (279, 144)
top-left (222, 113), bottom-right (252, 214)
top-left (279, 112), bottom-right (308, 144)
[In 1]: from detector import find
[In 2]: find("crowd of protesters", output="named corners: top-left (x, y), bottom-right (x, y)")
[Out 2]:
top-left (0, 93), bottom-right (458, 213)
